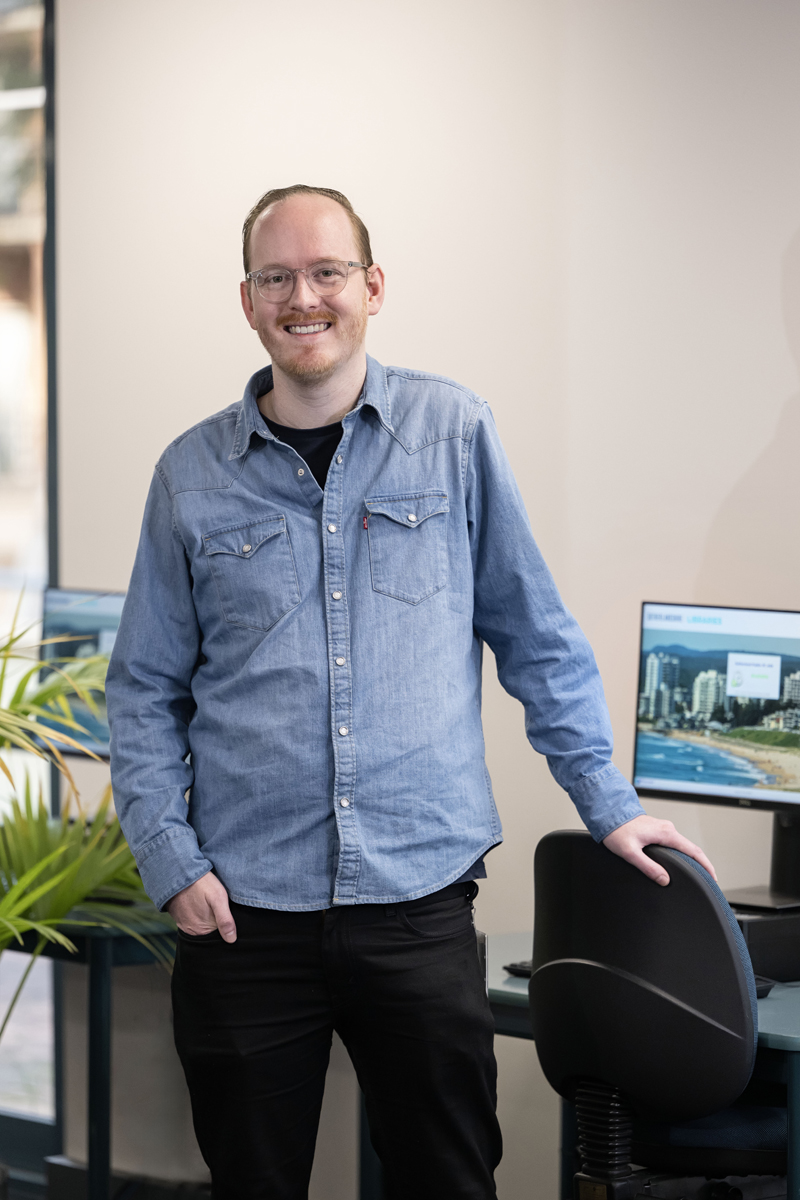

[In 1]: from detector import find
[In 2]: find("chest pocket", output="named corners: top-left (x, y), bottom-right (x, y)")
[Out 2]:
top-left (204, 516), bottom-right (300, 632)
top-left (365, 492), bottom-right (449, 605)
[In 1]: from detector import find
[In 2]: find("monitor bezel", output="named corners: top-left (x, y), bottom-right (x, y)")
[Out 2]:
top-left (633, 599), bottom-right (800, 815)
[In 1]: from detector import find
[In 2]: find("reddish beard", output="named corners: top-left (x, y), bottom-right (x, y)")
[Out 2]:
top-left (255, 295), bottom-right (369, 384)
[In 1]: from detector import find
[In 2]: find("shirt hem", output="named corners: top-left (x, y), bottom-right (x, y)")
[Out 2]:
top-left (226, 836), bottom-right (504, 911)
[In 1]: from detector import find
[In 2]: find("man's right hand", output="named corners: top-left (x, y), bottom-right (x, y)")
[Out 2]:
top-left (166, 872), bottom-right (237, 943)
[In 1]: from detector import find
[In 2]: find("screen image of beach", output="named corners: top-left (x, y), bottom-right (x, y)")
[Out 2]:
top-left (39, 589), bottom-right (125, 756)
top-left (634, 603), bottom-right (800, 807)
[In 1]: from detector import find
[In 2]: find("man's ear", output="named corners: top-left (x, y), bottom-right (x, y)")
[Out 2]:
top-left (240, 279), bottom-right (258, 330)
top-left (366, 264), bottom-right (386, 317)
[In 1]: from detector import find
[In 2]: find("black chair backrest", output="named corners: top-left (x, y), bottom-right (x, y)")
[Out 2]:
top-left (529, 830), bottom-right (758, 1124)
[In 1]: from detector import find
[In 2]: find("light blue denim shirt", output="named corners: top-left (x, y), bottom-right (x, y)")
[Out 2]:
top-left (106, 356), bottom-right (644, 912)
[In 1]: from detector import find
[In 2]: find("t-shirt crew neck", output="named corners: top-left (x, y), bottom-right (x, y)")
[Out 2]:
top-left (264, 415), bottom-right (343, 490)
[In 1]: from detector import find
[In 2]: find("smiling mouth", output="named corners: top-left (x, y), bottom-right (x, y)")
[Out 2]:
top-left (284, 322), bottom-right (332, 335)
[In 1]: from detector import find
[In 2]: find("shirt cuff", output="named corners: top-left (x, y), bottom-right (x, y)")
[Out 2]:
top-left (568, 762), bottom-right (646, 843)
top-left (135, 826), bottom-right (214, 911)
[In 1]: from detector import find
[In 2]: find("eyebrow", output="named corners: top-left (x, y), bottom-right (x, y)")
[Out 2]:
top-left (254, 258), bottom-right (343, 273)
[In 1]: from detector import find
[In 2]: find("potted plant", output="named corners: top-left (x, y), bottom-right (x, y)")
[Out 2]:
top-left (0, 595), bottom-right (174, 1085)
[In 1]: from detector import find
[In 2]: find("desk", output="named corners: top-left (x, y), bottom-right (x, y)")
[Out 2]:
top-left (486, 932), bottom-right (800, 1200)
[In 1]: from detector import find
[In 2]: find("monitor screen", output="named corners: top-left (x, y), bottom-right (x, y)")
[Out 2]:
top-left (40, 588), bottom-right (125, 758)
top-left (633, 602), bottom-right (800, 811)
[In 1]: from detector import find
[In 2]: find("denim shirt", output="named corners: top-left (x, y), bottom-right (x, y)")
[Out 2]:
top-left (106, 356), bottom-right (644, 912)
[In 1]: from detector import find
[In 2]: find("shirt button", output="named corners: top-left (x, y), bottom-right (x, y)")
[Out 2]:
top-left (297, 468), bottom-right (305, 476)
top-left (327, 524), bottom-right (337, 533)
top-left (242, 543), bottom-right (252, 552)
top-left (338, 726), bottom-right (349, 736)
top-left (408, 514), bottom-right (417, 523)
top-left (332, 591), bottom-right (342, 600)
top-left (335, 657), bottom-right (345, 666)
top-left (336, 455), bottom-right (343, 464)
top-left (340, 797), bottom-right (350, 807)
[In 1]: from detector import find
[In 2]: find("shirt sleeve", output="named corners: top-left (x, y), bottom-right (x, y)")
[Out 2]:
top-left (106, 467), bottom-right (213, 909)
top-left (465, 403), bottom-right (645, 841)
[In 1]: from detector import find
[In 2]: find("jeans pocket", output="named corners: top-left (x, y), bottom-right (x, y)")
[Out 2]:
top-left (365, 491), bottom-right (448, 604)
top-left (176, 927), bottom-right (223, 942)
top-left (398, 894), bottom-right (470, 939)
top-left (204, 514), bottom-right (301, 632)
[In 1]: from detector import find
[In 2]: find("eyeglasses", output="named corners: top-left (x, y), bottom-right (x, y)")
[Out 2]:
top-left (245, 259), bottom-right (368, 303)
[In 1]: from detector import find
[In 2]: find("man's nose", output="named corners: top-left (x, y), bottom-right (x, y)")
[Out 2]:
top-left (290, 271), bottom-right (320, 308)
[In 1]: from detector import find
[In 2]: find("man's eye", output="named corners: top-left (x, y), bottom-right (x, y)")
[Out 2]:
top-left (265, 273), bottom-right (288, 286)
top-left (313, 266), bottom-right (345, 280)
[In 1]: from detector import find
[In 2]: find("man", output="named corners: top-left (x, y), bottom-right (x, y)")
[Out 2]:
top-left (107, 184), bottom-right (715, 1200)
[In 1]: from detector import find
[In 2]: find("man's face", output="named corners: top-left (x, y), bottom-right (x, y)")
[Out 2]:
top-left (240, 194), bottom-right (384, 386)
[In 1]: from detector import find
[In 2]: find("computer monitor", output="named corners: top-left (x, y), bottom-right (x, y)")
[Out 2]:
top-left (633, 602), bottom-right (800, 908)
top-left (39, 587), bottom-right (125, 758)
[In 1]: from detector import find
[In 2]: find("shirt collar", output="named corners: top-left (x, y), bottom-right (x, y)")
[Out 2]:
top-left (228, 354), bottom-right (394, 461)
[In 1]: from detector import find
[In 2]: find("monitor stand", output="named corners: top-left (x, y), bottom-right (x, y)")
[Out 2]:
top-left (725, 811), bottom-right (800, 911)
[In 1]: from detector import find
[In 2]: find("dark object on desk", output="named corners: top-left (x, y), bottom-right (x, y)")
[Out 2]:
top-left (733, 909), bottom-right (800, 983)
top-left (755, 975), bottom-right (777, 999)
top-left (529, 831), bottom-right (786, 1199)
top-left (503, 959), bottom-right (532, 978)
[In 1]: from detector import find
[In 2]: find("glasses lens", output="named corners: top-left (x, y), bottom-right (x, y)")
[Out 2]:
top-left (307, 261), bottom-right (349, 295)
top-left (255, 269), bottom-right (293, 300)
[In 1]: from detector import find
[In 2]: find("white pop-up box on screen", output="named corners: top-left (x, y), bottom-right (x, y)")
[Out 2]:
top-left (726, 652), bottom-right (782, 700)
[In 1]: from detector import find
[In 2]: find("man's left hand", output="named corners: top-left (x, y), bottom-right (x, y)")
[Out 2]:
top-left (602, 814), bottom-right (717, 886)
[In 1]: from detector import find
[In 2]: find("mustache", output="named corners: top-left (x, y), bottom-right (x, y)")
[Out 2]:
top-left (276, 310), bottom-right (337, 326)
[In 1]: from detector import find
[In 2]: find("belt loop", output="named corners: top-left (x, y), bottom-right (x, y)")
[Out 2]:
top-left (465, 881), bottom-right (479, 907)
top-left (384, 905), bottom-right (396, 917)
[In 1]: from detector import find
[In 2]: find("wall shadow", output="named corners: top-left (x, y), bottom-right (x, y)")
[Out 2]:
top-left (695, 227), bottom-right (800, 609)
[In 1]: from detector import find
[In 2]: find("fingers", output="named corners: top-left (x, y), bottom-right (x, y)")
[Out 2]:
top-left (654, 827), bottom-right (718, 881)
top-left (626, 847), bottom-right (670, 887)
top-left (210, 890), bottom-right (237, 943)
top-left (602, 814), bottom-right (718, 888)
top-left (166, 873), bottom-right (237, 940)
top-left (203, 872), bottom-right (237, 942)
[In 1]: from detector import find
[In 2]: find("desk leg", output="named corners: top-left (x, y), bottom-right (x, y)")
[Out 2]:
top-left (87, 939), bottom-right (112, 1200)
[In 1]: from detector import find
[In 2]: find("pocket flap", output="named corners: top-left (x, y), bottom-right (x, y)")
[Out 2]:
top-left (365, 492), bottom-right (449, 528)
top-left (203, 516), bottom-right (286, 558)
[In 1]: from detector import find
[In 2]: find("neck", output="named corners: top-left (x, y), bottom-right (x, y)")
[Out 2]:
top-left (258, 351), bottom-right (367, 428)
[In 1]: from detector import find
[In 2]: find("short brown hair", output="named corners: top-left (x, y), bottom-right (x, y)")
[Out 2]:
top-left (242, 185), bottom-right (373, 274)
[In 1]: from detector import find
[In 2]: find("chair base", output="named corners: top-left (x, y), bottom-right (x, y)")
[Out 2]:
top-left (574, 1169), bottom-right (786, 1200)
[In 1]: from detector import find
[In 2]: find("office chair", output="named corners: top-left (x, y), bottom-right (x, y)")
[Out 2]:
top-left (529, 830), bottom-right (787, 1199)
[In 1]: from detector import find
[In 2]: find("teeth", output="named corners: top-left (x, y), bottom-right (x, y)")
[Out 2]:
top-left (287, 323), bottom-right (329, 334)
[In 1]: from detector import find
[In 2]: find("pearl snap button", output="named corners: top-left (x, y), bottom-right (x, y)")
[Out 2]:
top-left (408, 514), bottom-right (417, 522)
top-left (340, 797), bottom-right (350, 807)
top-left (332, 591), bottom-right (342, 600)
top-left (297, 468), bottom-right (305, 476)
top-left (336, 455), bottom-right (343, 464)
top-left (242, 544), bottom-right (252, 552)
top-left (335, 657), bottom-right (345, 666)
top-left (328, 524), bottom-right (337, 533)
top-left (338, 726), bottom-right (349, 736)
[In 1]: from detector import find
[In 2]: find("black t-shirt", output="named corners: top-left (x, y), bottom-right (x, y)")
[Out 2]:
top-left (265, 416), bottom-right (343, 490)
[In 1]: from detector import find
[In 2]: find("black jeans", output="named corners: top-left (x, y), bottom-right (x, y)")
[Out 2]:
top-left (171, 882), bottom-right (501, 1200)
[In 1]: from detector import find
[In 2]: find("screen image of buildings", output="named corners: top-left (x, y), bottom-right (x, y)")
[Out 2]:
top-left (635, 639), bottom-right (800, 796)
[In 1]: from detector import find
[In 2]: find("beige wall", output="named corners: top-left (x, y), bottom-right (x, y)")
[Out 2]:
top-left (56, 1), bottom-right (800, 1195)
